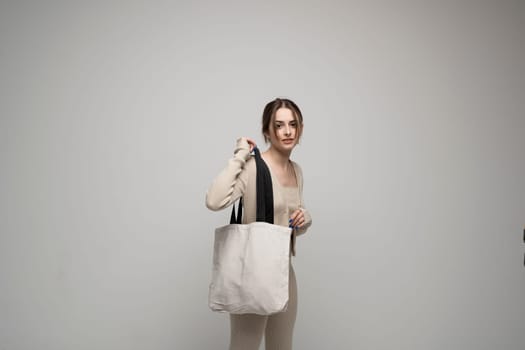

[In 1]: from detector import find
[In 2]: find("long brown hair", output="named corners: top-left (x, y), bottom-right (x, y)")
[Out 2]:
top-left (261, 98), bottom-right (304, 143)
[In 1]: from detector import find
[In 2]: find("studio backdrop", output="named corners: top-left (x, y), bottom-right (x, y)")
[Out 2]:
top-left (1, 1), bottom-right (524, 349)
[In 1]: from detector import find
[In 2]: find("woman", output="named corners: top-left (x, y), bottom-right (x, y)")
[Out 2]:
top-left (205, 97), bottom-right (312, 350)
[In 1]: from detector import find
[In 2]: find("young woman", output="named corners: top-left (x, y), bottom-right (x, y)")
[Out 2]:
top-left (205, 97), bottom-right (312, 350)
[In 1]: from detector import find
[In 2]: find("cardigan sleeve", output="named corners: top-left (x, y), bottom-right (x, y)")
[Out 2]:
top-left (205, 137), bottom-right (252, 211)
top-left (294, 162), bottom-right (312, 236)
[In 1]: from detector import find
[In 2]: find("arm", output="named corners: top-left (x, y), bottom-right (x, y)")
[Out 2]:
top-left (294, 163), bottom-right (312, 236)
top-left (205, 138), bottom-right (252, 211)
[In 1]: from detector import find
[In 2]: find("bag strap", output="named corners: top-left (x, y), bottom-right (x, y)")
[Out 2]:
top-left (229, 197), bottom-right (243, 224)
top-left (229, 147), bottom-right (274, 224)
top-left (254, 147), bottom-right (274, 223)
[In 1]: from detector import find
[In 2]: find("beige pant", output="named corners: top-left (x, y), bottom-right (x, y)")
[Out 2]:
top-left (229, 265), bottom-right (298, 350)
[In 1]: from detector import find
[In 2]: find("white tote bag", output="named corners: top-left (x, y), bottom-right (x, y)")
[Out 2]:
top-left (208, 148), bottom-right (292, 315)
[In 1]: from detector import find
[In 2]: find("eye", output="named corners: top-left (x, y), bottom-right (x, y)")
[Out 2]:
top-left (275, 123), bottom-right (283, 129)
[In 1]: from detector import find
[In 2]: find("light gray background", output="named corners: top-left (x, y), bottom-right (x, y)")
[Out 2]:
top-left (1, 1), bottom-right (524, 349)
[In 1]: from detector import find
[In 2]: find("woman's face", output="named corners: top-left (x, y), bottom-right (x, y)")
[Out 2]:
top-left (267, 107), bottom-right (300, 152)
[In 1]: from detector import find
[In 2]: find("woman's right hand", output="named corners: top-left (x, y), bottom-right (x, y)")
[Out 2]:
top-left (244, 137), bottom-right (257, 152)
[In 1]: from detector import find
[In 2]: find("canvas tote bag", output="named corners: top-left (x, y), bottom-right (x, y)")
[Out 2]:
top-left (208, 147), bottom-right (292, 315)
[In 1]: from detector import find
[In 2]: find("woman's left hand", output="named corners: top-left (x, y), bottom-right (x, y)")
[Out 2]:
top-left (289, 209), bottom-right (305, 229)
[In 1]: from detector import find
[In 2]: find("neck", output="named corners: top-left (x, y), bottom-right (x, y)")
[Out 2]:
top-left (264, 146), bottom-right (292, 168)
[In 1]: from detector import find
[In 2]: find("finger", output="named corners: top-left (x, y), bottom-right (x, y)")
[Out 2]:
top-left (289, 209), bottom-right (301, 223)
top-left (293, 219), bottom-right (305, 230)
top-left (290, 210), bottom-right (303, 227)
top-left (246, 137), bottom-right (257, 151)
top-left (288, 214), bottom-right (296, 228)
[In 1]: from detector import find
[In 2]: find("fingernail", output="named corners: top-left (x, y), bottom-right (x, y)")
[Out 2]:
top-left (289, 218), bottom-right (293, 222)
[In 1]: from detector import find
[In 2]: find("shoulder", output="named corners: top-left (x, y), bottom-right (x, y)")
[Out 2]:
top-left (290, 160), bottom-right (304, 182)
top-left (290, 160), bottom-right (303, 173)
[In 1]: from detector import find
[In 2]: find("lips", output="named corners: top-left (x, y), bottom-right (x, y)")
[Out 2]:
top-left (282, 139), bottom-right (294, 144)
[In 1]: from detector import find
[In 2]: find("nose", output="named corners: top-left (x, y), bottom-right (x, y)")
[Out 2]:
top-left (284, 125), bottom-right (291, 136)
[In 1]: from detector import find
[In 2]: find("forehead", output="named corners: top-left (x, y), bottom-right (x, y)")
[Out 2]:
top-left (274, 107), bottom-right (295, 121)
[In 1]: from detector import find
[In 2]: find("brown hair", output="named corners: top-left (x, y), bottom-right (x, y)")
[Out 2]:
top-left (261, 98), bottom-right (304, 143)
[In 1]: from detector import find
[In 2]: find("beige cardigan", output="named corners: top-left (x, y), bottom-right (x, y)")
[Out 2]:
top-left (205, 138), bottom-right (312, 255)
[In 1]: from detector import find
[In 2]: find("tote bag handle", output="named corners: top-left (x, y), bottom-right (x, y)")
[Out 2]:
top-left (229, 147), bottom-right (274, 224)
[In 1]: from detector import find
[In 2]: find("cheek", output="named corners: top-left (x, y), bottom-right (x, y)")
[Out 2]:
top-left (268, 130), bottom-right (279, 143)
top-left (271, 128), bottom-right (282, 139)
